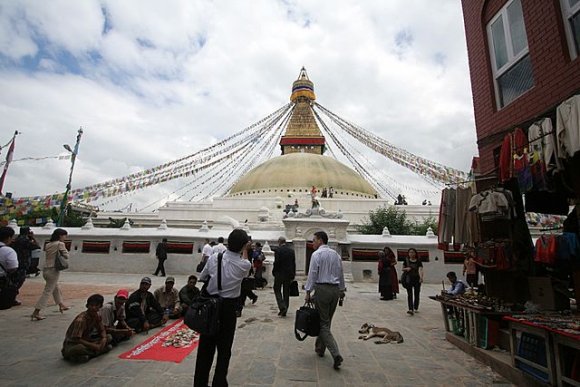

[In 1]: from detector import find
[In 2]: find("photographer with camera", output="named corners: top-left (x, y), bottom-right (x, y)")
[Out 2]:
top-left (304, 231), bottom-right (346, 371)
top-left (12, 227), bottom-right (40, 305)
top-left (194, 229), bottom-right (252, 387)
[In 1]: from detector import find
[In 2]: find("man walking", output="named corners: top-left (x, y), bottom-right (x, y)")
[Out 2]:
top-left (304, 231), bottom-right (346, 370)
top-left (273, 236), bottom-right (295, 317)
top-left (154, 238), bottom-right (168, 276)
top-left (194, 229), bottom-right (252, 387)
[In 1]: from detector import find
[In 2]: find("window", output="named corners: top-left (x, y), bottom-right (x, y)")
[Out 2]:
top-left (561, 0), bottom-right (580, 59)
top-left (487, 0), bottom-right (533, 108)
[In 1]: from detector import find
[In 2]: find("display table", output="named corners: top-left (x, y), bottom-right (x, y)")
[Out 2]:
top-left (504, 315), bottom-right (580, 387)
top-left (430, 296), bottom-right (511, 349)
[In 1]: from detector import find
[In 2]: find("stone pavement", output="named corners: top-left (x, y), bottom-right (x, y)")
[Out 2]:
top-left (0, 272), bottom-right (512, 386)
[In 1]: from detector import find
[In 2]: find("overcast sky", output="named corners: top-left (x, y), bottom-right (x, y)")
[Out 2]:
top-left (0, 0), bottom-right (477, 211)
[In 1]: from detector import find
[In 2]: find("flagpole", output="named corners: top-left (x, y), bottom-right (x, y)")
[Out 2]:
top-left (0, 130), bottom-right (19, 195)
top-left (57, 127), bottom-right (83, 227)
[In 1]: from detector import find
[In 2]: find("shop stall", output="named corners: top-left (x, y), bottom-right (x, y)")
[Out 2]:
top-left (433, 94), bottom-right (580, 386)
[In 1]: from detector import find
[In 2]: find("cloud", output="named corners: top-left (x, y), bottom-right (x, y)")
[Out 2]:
top-left (0, 0), bottom-right (477, 208)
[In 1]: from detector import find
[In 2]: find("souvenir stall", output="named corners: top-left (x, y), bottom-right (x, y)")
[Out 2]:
top-left (433, 94), bottom-right (580, 386)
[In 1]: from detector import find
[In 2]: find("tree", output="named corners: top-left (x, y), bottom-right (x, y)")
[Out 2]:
top-left (357, 206), bottom-right (438, 236)
top-left (357, 206), bottom-right (414, 235)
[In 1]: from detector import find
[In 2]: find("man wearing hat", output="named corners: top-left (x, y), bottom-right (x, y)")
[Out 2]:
top-left (99, 289), bottom-right (134, 345)
top-left (154, 276), bottom-right (181, 319)
top-left (125, 277), bottom-right (168, 333)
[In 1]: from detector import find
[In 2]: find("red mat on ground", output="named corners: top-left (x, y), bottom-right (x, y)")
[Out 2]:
top-left (119, 318), bottom-right (199, 363)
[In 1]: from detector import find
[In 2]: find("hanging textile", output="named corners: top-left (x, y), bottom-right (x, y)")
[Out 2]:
top-left (556, 94), bottom-right (580, 159)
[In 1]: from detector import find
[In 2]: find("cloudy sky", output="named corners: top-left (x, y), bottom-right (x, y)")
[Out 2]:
top-left (0, 0), bottom-right (477, 211)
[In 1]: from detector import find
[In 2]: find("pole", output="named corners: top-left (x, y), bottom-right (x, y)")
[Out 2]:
top-left (0, 130), bottom-right (19, 195)
top-left (57, 127), bottom-right (83, 226)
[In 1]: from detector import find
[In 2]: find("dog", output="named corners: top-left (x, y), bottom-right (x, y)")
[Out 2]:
top-left (358, 323), bottom-right (404, 344)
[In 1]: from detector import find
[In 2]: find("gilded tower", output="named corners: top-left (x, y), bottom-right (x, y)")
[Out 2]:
top-left (279, 67), bottom-right (326, 155)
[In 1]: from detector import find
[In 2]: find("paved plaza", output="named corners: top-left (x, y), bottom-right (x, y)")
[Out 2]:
top-left (0, 272), bottom-right (512, 386)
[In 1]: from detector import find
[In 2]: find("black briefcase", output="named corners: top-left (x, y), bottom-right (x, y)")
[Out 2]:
top-left (289, 280), bottom-right (299, 297)
top-left (294, 301), bottom-right (320, 341)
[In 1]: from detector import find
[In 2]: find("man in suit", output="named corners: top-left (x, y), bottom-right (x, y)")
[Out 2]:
top-left (273, 236), bottom-right (296, 317)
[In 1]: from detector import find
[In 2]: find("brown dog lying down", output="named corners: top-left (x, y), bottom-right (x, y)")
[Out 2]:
top-left (358, 323), bottom-right (404, 344)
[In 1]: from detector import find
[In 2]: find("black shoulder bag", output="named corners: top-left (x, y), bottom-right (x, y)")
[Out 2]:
top-left (294, 300), bottom-right (320, 341)
top-left (184, 253), bottom-right (223, 336)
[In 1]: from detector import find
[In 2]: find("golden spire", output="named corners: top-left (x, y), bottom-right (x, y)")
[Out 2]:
top-left (280, 68), bottom-right (325, 155)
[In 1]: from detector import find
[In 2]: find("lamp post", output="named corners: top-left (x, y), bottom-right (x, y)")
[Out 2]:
top-left (57, 127), bottom-right (83, 226)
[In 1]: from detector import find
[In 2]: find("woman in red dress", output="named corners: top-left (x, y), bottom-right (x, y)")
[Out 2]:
top-left (384, 247), bottom-right (399, 299)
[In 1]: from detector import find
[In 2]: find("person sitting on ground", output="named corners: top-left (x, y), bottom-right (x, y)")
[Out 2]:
top-left (126, 277), bottom-right (168, 332)
top-left (444, 271), bottom-right (467, 296)
top-left (179, 275), bottom-right (200, 315)
top-left (99, 289), bottom-right (134, 345)
top-left (61, 294), bottom-right (112, 363)
top-left (154, 276), bottom-right (181, 319)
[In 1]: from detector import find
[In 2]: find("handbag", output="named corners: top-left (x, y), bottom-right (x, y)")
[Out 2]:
top-left (54, 249), bottom-right (69, 271)
top-left (294, 301), bottom-right (320, 341)
top-left (289, 280), bottom-right (299, 297)
top-left (195, 260), bottom-right (206, 273)
top-left (184, 253), bottom-right (223, 336)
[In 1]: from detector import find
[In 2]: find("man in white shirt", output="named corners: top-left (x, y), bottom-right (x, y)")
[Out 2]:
top-left (305, 231), bottom-right (346, 371)
top-left (0, 226), bottom-right (19, 310)
top-left (194, 229), bottom-right (252, 387)
top-left (212, 237), bottom-right (227, 255)
top-left (202, 239), bottom-right (213, 261)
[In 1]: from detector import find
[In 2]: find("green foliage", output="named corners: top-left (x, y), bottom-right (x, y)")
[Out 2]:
top-left (106, 217), bottom-right (133, 228)
top-left (410, 215), bottom-right (438, 236)
top-left (357, 206), bottom-right (438, 236)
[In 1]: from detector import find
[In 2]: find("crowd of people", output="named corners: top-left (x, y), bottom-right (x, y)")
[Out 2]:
top-left (376, 246), bottom-right (472, 316)
top-left (1, 224), bottom-right (473, 385)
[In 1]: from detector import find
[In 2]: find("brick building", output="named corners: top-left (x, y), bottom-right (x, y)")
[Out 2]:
top-left (461, 0), bottom-right (580, 174)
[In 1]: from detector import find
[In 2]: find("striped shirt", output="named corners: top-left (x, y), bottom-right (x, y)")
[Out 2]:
top-left (305, 245), bottom-right (346, 292)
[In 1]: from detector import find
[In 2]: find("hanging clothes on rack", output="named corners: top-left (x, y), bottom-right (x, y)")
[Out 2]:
top-left (556, 94), bottom-right (580, 159)
top-left (454, 186), bottom-right (472, 245)
top-left (438, 187), bottom-right (456, 245)
top-left (535, 234), bottom-right (558, 265)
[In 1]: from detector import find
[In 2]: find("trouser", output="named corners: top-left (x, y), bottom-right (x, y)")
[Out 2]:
top-left (194, 298), bottom-right (238, 387)
top-left (273, 276), bottom-right (291, 313)
top-left (154, 259), bottom-right (166, 276)
top-left (466, 273), bottom-right (477, 288)
top-left (61, 334), bottom-right (112, 362)
top-left (34, 268), bottom-right (62, 310)
top-left (0, 285), bottom-right (18, 310)
top-left (237, 287), bottom-right (257, 314)
top-left (313, 284), bottom-right (341, 359)
top-left (126, 311), bottom-right (163, 332)
top-left (406, 282), bottom-right (421, 311)
top-left (15, 267), bottom-right (27, 291)
top-left (27, 258), bottom-right (40, 275)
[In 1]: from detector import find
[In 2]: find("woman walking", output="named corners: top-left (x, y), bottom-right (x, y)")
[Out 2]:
top-left (402, 248), bottom-right (423, 315)
top-left (31, 228), bottom-right (70, 320)
top-left (377, 251), bottom-right (393, 300)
